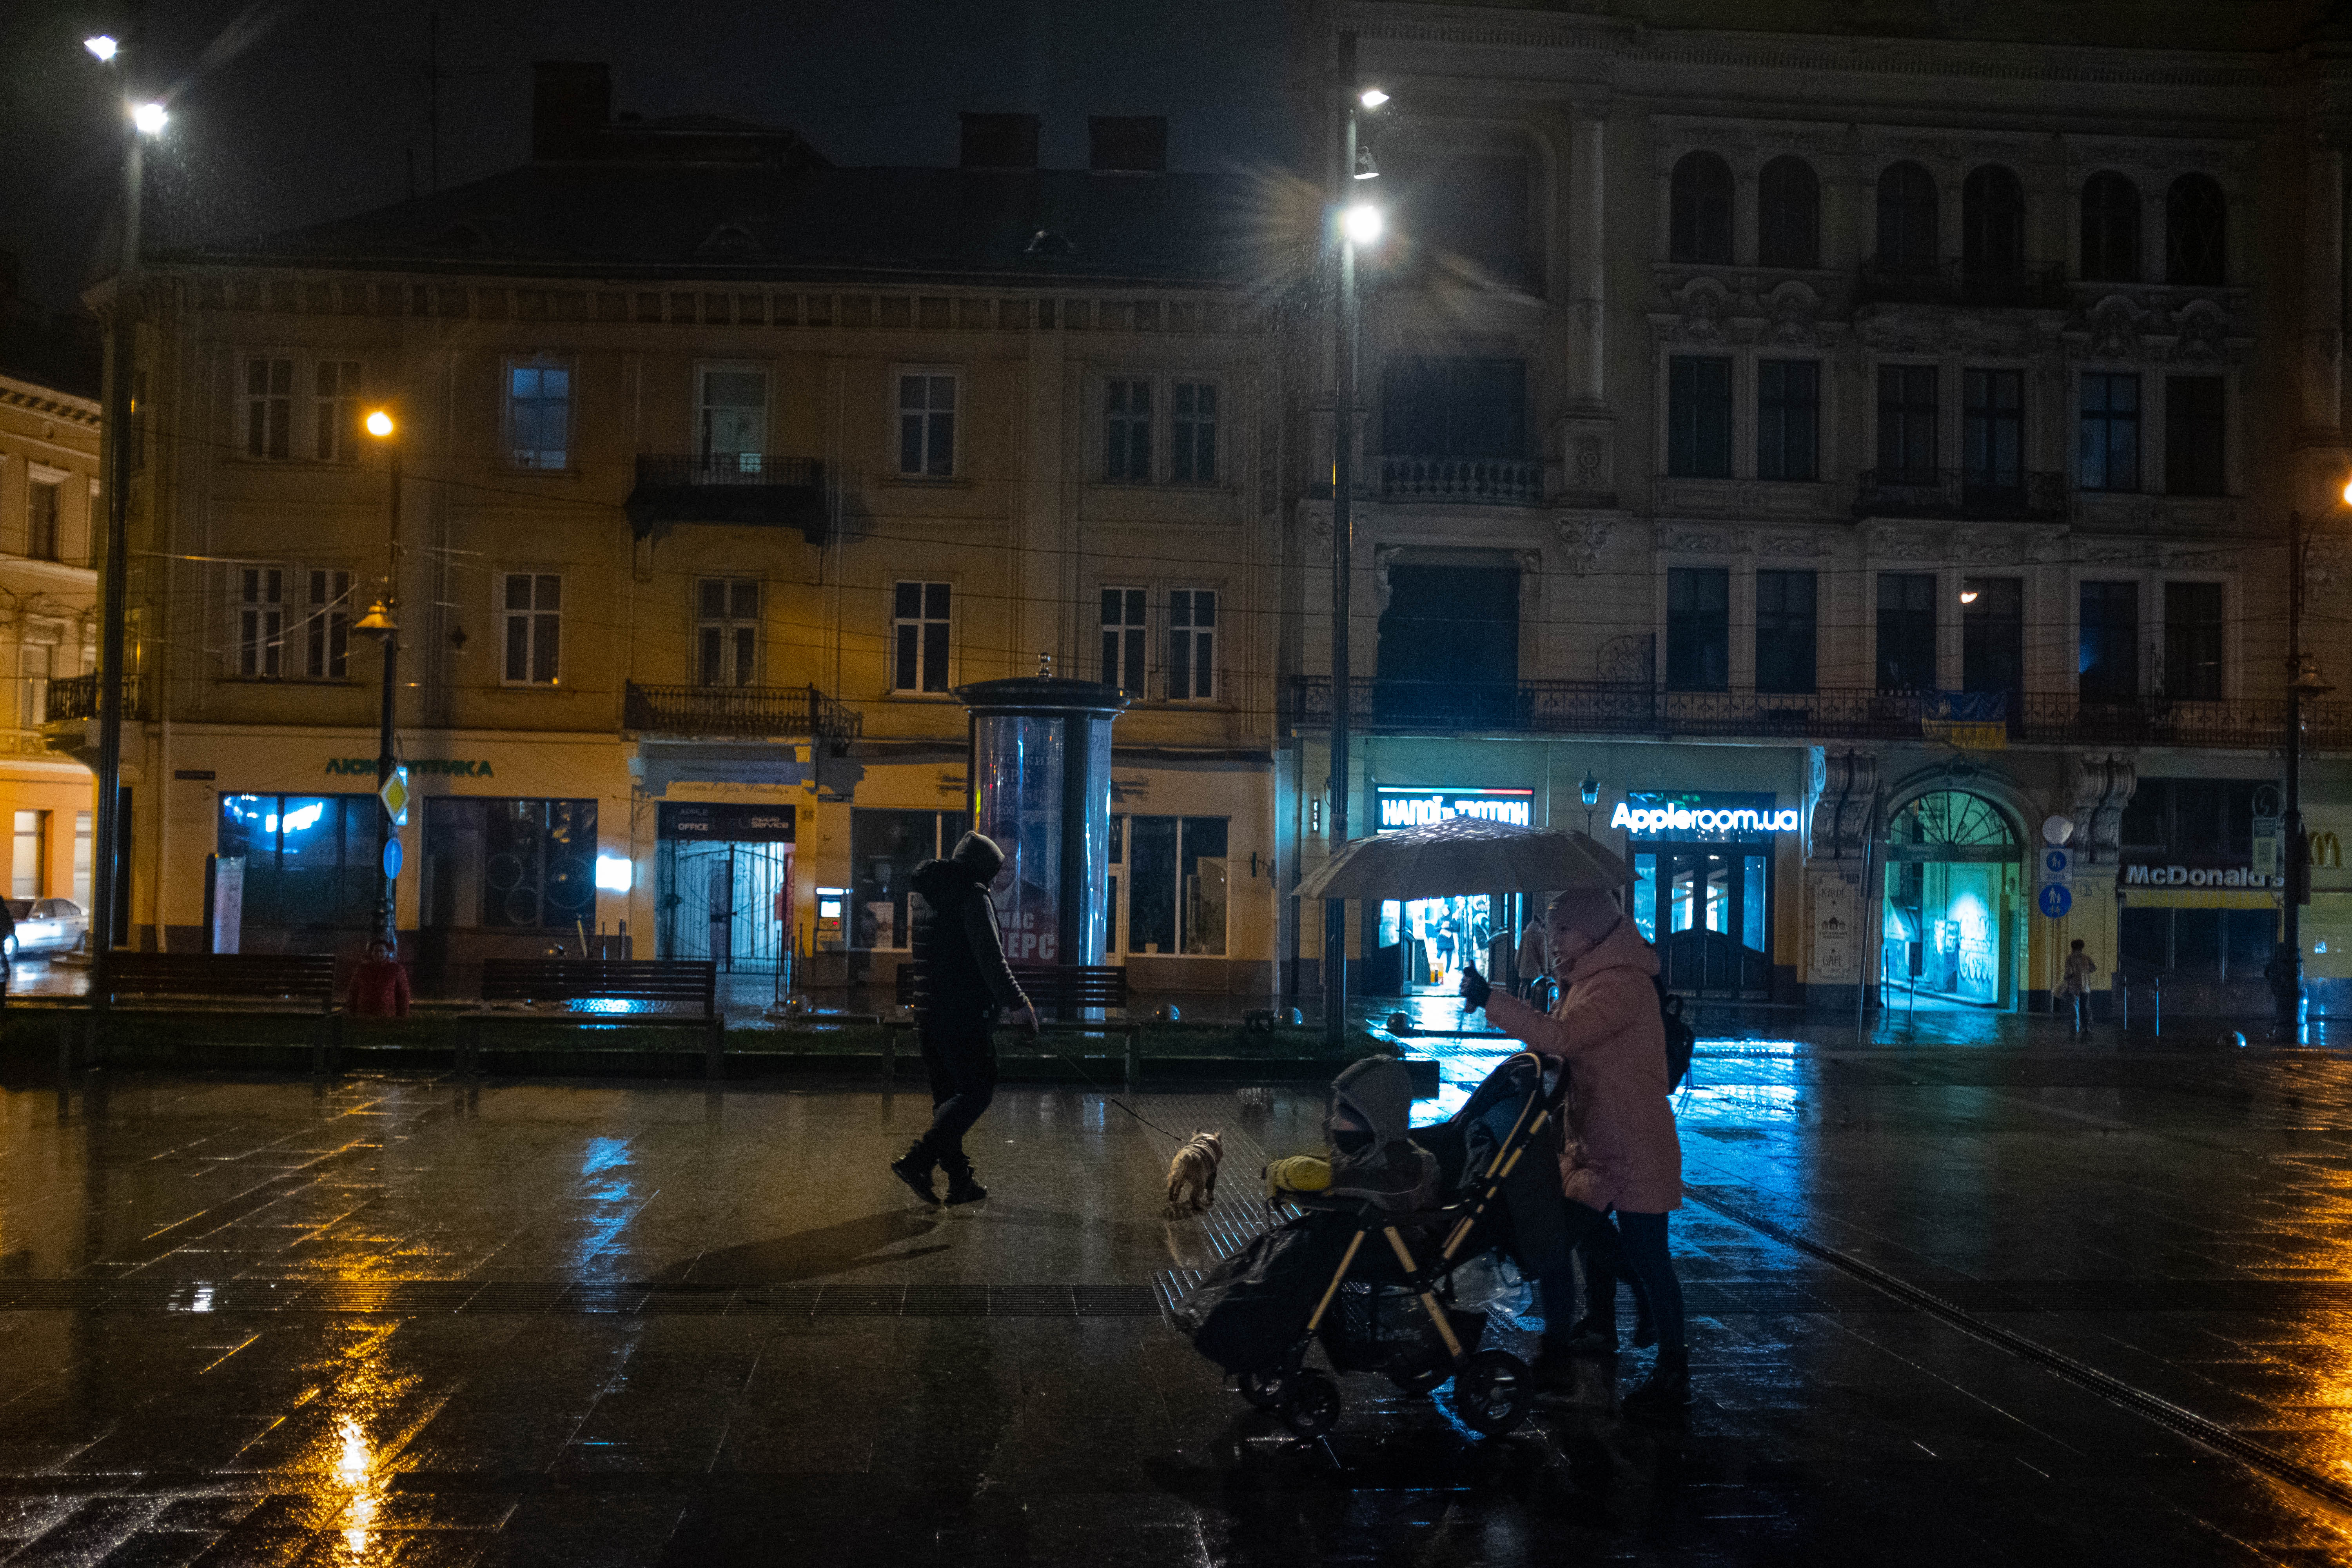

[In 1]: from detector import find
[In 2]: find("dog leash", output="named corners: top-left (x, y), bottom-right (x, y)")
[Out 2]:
top-left (1008, 1023), bottom-right (1191, 1146)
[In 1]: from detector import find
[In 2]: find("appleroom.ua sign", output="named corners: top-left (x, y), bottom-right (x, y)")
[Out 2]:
top-left (1612, 801), bottom-right (1802, 835)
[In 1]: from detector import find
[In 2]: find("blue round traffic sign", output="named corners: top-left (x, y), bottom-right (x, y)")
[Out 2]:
top-left (382, 836), bottom-right (403, 880)
top-left (2037, 884), bottom-right (2072, 919)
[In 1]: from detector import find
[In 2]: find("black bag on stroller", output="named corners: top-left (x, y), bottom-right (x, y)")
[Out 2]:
top-left (1171, 1211), bottom-right (1356, 1374)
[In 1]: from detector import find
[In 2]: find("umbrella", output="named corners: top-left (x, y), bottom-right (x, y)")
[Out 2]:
top-left (1293, 816), bottom-right (1632, 902)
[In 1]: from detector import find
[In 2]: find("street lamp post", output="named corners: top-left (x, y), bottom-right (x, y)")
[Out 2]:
top-left (359, 411), bottom-right (401, 944)
top-left (1324, 33), bottom-right (1382, 1048)
top-left (87, 35), bottom-right (167, 978)
top-left (2276, 501), bottom-right (2341, 1037)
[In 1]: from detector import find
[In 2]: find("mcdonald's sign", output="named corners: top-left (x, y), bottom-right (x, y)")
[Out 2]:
top-left (2314, 831), bottom-right (2343, 869)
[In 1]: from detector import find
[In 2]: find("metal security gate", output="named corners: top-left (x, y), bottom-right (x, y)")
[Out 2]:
top-left (657, 840), bottom-right (793, 973)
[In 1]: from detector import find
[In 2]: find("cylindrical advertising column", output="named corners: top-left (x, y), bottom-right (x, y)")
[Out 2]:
top-left (955, 678), bottom-right (1128, 977)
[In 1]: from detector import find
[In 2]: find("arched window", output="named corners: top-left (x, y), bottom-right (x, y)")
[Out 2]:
top-left (2080, 171), bottom-right (2141, 282)
top-left (1961, 165), bottom-right (2025, 277)
top-left (1876, 162), bottom-right (1939, 274)
top-left (1669, 151), bottom-right (1734, 264)
top-left (1757, 156), bottom-right (1820, 269)
top-left (2167, 174), bottom-right (2227, 286)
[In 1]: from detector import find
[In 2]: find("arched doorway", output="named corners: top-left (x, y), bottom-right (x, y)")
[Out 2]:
top-left (1882, 791), bottom-right (2024, 1009)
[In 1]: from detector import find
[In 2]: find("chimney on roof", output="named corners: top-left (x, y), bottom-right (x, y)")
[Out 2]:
top-left (1088, 117), bottom-right (1166, 173)
top-left (960, 113), bottom-right (1040, 169)
top-left (533, 62), bottom-right (611, 162)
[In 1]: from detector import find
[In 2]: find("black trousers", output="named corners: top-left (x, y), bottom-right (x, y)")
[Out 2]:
top-left (1563, 1202), bottom-right (1685, 1358)
top-left (915, 1020), bottom-right (998, 1173)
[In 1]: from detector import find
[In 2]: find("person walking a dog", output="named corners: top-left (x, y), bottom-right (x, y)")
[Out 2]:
top-left (891, 831), bottom-right (1040, 1206)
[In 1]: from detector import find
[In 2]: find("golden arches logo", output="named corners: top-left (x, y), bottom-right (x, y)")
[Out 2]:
top-left (2312, 832), bottom-right (2342, 869)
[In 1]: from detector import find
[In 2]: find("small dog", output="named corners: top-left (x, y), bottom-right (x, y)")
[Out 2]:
top-left (1161, 1131), bottom-right (1225, 1218)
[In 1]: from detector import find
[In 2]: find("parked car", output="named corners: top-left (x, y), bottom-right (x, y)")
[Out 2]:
top-left (6, 898), bottom-right (87, 961)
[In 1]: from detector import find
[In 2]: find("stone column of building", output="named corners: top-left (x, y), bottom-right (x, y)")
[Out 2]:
top-left (2302, 138), bottom-right (2343, 438)
top-left (1802, 748), bottom-right (1878, 1011)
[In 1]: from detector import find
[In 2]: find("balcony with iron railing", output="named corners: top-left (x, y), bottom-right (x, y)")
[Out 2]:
top-left (625, 454), bottom-right (828, 545)
top-left (1283, 676), bottom-right (2352, 752)
top-left (1377, 454), bottom-right (1544, 505)
top-left (1853, 468), bottom-right (2065, 521)
top-left (44, 672), bottom-right (146, 725)
top-left (1857, 257), bottom-right (2070, 309)
top-left (622, 681), bottom-right (862, 742)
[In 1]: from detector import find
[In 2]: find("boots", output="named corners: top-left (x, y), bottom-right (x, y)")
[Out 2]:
top-left (889, 1141), bottom-right (939, 1205)
top-left (1559, 1314), bottom-right (1621, 1355)
top-left (1624, 1351), bottom-right (1690, 1411)
top-left (1631, 1303), bottom-right (1657, 1350)
top-left (939, 1153), bottom-right (989, 1206)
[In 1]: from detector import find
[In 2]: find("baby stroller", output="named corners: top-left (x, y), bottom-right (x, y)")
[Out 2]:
top-left (1203, 1052), bottom-right (1565, 1440)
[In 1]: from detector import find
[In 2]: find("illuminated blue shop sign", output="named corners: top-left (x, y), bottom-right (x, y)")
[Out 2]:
top-left (1612, 791), bottom-right (1800, 839)
top-left (1375, 786), bottom-right (1535, 831)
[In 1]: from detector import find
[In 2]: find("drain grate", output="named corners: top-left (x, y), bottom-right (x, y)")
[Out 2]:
top-left (0, 1279), bottom-right (1160, 1319)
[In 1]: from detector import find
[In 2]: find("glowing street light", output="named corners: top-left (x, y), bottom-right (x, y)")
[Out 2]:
top-left (1359, 87), bottom-right (1389, 108)
top-left (84, 35), bottom-right (119, 62)
top-left (364, 409), bottom-right (394, 439)
top-left (1342, 202), bottom-right (1383, 246)
top-left (132, 102), bottom-right (167, 135)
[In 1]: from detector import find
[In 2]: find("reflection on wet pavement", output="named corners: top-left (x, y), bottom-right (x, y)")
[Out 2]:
top-left (2, 1033), bottom-right (2352, 1562)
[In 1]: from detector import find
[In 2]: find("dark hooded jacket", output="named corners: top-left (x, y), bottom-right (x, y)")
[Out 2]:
top-left (1323, 1056), bottom-right (1439, 1212)
top-left (909, 837), bottom-right (1030, 1029)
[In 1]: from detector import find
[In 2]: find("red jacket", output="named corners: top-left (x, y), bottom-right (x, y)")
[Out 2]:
top-left (348, 957), bottom-right (411, 1018)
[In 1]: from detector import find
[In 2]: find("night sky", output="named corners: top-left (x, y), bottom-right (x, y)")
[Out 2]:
top-left (0, 0), bottom-right (1298, 314)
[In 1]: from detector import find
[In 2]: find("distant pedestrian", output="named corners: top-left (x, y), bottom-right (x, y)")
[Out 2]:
top-left (1515, 896), bottom-right (1553, 1000)
top-left (891, 832), bottom-right (1039, 1206)
top-left (2058, 939), bottom-right (2096, 1034)
top-left (348, 937), bottom-right (410, 1019)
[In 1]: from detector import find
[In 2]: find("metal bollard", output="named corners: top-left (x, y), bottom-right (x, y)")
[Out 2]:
top-left (2113, 972), bottom-right (2129, 1033)
top-left (882, 1024), bottom-right (896, 1084)
top-left (2149, 975), bottom-right (2161, 1038)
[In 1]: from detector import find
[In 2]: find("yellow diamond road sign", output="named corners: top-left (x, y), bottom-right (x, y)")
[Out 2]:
top-left (380, 764), bottom-right (410, 827)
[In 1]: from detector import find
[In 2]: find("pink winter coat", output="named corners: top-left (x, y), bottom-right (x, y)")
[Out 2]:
top-left (1483, 918), bottom-right (1683, 1213)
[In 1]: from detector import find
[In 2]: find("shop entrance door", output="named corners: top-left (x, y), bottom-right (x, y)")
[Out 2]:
top-left (1379, 894), bottom-right (1494, 995)
top-left (658, 839), bottom-right (793, 973)
top-left (1632, 848), bottom-right (1771, 998)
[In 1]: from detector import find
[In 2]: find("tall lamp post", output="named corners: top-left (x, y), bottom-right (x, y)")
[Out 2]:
top-left (1323, 33), bottom-right (1384, 1048)
top-left (2275, 494), bottom-right (2345, 1037)
top-left (85, 34), bottom-right (169, 972)
top-left (359, 410), bottom-right (401, 944)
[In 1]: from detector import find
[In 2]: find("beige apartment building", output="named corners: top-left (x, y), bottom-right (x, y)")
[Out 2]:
top-left (103, 67), bottom-right (1290, 995)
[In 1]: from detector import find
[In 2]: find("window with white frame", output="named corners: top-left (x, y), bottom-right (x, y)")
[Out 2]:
top-left (897, 370), bottom-right (958, 477)
top-left (18, 644), bottom-right (50, 731)
top-left (502, 573), bottom-right (563, 685)
top-left (235, 566), bottom-right (285, 677)
top-left (25, 477), bottom-right (60, 561)
top-left (314, 361), bottom-right (362, 463)
top-left (1101, 586), bottom-right (1147, 695)
top-left (305, 569), bottom-right (352, 680)
top-left (697, 578), bottom-right (760, 687)
top-left (1172, 381), bottom-right (1218, 483)
top-left (244, 358), bottom-right (293, 460)
top-left (1167, 588), bottom-right (1216, 701)
top-left (891, 581), bottom-right (951, 693)
top-left (507, 358), bottom-right (572, 470)
top-left (1105, 378), bottom-right (1152, 481)
top-left (699, 366), bottom-right (767, 475)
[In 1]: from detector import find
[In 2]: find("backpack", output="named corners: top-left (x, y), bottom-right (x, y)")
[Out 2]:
top-left (1653, 973), bottom-right (1695, 1091)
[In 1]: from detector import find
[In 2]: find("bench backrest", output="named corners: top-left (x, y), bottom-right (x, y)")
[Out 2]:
top-left (896, 963), bottom-right (1129, 1012)
top-left (101, 952), bottom-right (340, 1007)
top-left (479, 958), bottom-right (717, 1013)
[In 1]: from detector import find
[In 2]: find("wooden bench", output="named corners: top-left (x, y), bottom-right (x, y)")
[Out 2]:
top-left (87, 952), bottom-right (342, 1072)
top-left (464, 959), bottom-right (723, 1078)
top-left (887, 963), bottom-right (1142, 1086)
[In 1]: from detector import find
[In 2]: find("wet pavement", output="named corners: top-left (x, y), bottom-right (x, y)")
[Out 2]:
top-left (2, 1022), bottom-right (2352, 1563)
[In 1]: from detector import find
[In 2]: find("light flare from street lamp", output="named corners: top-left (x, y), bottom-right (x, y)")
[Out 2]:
top-left (1359, 87), bottom-right (1389, 108)
top-left (1342, 203), bottom-right (1382, 245)
top-left (1959, 589), bottom-right (1980, 604)
top-left (85, 36), bottom-right (119, 62)
top-left (2341, 474), bottom-right (2352, 508)
top-left (131, 102), bottom-right (167, 135)
top-left (364, 410), bottom-right (394, 438)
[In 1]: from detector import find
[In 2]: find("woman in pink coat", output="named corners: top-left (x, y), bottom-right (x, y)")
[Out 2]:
top-left (1463, 887), bottom-right (1690, 1409)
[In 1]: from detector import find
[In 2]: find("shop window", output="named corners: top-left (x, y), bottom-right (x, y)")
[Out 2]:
top-left (1105, 378), bottom-right (1152, 482)
top-left (244, 357), bottom-right (293, 460)
top-left (2166, 174), bottom-right (2227, 286)
top-left (1668, 152), bottom-right (1733, 264)
top-left (1382, 358), bottom-right (1527, 460)
top-left (235, 567), bottom-right (285, 679)
top-left (1961, 165), bottom-right (2026, 278)
top-left (1753, 569), bottom-right (1816, 695)
top-left (2078, 373), bottom-right (2140, 492)
top-left (2127, 777), bottom-right (2269, 860)
top-left (1962, 577), bottom-right (2024, 699)
top-left (1876, 573), bottom-right (1938, 691)
top-left (501, 572), bottom-right (562, 685)
top-left (848, 808), bottom-right (970, 949)
top-left (421, 797), bottom-right (595, 930)
top-left (1666, 356), bottom-right (1731, 479)
top-left (1100, 586), bottom-right (1146, 695)
top-left (1168, 589), bottom-right (1216, 702)
top-left (891, 580), bottom-right (951, 693)
top-left (1963, 369), bottom-right (2023, 501)
top-left (1757, 156), bottom-right (1819, 269)
top-left (506, 357), bottom-right (571, 470)
top-left (1876, 365), bottom-right (1938, 482)
top-left (2080, 171), bottom-right (2140, 282)
top-left (2164, 581), bottom-right (2224, 701)
top-left (1755, 361), bottom-right (1818, 482)
top-left (2078, 580), bottom-right (2139, 702)
top-left (314, 360), bottom-right (363, 463)
top-left (11, 810), bottom-right (45, 898)
top-left (306, 569), bottom-right (351, 680)
top-left (697, 578), bottom-right (760, 688)
top-left (1118, 815), bottom-right (1227, 956)
top-left (699, 366), bottom-right (767, 472)
top-left (216, 794), bottom-right (379, 931)
top-left (2165, 376), bottom-right (2225, 497)
top-left (1666, 566), bottom-right (1729, 692)
top-left (1875, 162), bottom-right (1938, 274)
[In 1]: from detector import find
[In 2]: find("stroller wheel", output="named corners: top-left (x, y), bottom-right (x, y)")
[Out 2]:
top-left (1452, 1350), bottom-right (1532, 1437)
top-left (1279, 1370), bottom-right (1342, 1438)
top-left (1238, 1367), bottom-right (1290, 1410)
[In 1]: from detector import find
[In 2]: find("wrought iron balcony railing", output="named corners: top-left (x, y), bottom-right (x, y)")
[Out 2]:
top-left (1283, 676), bottom-right (2352, 752)
top-left (1853, 467), bottom-right (2065, 521)
top-left (1378, 455), bottom-right (1543, 505)
top-left (44, 673), bottom-right (146, 724)
top-left (623, 681), bottom-right (862, 742)
top-left (625, 454), bottom-right (828, 545)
